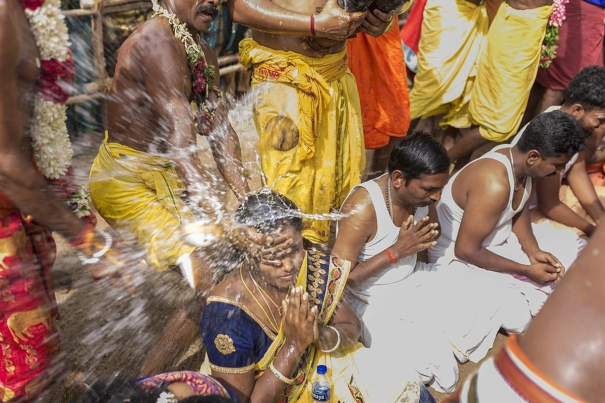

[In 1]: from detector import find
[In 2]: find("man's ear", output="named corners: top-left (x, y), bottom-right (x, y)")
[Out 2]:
top-left (570, 103), bottom-right (585, 120)
top-left (526, 150), bottom-right (541, 166)
top-left (391, 170), bottom-right (405, 188)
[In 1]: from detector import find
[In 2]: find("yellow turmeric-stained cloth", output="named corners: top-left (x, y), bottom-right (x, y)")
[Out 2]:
top-left (469, 3), bottom-right (552, 142)
top-left (347, 15), bottom-right (411, 150)
top-left (89, 134), bottom-right (196, 272)
top-left (239, 39), bottom-right (365, 244)
top-left (409, 0), bottom-right (488, 122)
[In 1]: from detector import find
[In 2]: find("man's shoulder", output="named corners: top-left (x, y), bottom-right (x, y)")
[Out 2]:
top-left (123, 17), bottom-right (183, 60)
top-left (341, 184), bottom-right (373, 212)
top-left (457, 158), bottom-right (511, 196)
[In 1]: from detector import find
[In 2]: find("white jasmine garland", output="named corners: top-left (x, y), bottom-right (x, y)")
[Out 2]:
top-left (22, 0), bottom-right (91, 217)
top-left (24, 0), bottom-right (73, 179)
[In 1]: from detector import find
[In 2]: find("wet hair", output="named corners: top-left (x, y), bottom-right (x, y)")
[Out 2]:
top-left (387, 131), bottom-right (450, 184)
top-left (563, 65), bottom-right (605, 111)
top-left (516, 110), bottom-right (586, 158)
top-left (234, 189), bottom-right (303, 235)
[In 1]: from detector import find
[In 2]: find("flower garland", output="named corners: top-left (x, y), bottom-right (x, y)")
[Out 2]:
top-left (153, 5), bottom-right (216, 98)
top-left (21, 0), bottom-right (91, 217)
top-left (540, 0), bottom-right (568, 69)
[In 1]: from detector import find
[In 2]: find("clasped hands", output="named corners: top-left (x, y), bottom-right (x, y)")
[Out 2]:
top-left (314, 0), bottom-right (395, 40)
top-left (525, 250), bottom-right (565, 285)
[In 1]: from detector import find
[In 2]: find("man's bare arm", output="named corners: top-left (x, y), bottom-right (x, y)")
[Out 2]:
top-left (0, 3), bottom-right (84, 240)
top-left (567, 150), bottom-right (604, 226)
top-left (454, 177), bottom-right (529, 275)
top-left (141, 30), bottom-right (215, 215)
top-left (586, 126), bottom-right (605, 165)
top-left (202, 41), bottom-right (248, 201)
top-left (518, 221), bottom-right (605, 401)
top-left (228, 0), bottom-right (365, 40)
top-left (331, 188), bottom-right (376, 288)
top-left (537, 171), bottom-right (596, 236)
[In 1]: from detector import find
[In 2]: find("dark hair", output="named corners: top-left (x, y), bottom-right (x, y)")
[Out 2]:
top-left (234, 189), bottom-right (303, 235)
top-left (563, 65), bottom-right (605, 111)
top-left (387, 131), bottom-right (450, 183)
top-left (517, 110), bottom-right (586, 158)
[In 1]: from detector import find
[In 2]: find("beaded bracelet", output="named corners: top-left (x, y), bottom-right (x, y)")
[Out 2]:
top-left (269, 363), bottom-right (296, 385)
top-left (320, 325), bottom-right (341, 353)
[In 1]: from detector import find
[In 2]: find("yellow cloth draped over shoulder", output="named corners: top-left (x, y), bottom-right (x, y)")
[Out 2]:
top-left (410, 0), bottom-right (551, 142)
top-left (89, 133), bottom-right (196, 272)
top-left (200, 251), bottom-right (422, 402)
top-left (239, 39), bottom-right (365, 244)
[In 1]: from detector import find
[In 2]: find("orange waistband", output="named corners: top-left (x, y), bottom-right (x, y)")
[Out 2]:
top-left (494, 335), bottom-right (587, 402)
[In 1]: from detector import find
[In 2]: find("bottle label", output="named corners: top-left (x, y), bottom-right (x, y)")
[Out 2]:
top-left (312, 385), bottom-right (330, 402)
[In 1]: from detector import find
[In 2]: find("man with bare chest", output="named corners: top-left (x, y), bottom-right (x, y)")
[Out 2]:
top-left (229, 0), bottom-right (393, 245)
top-left (89, 0), bottom-right (249, 277)
top-left (0, 0), bottom-right (129, 399)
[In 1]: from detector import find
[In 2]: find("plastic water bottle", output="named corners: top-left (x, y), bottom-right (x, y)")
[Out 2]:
top-left (312, 365), bottom-right (331, 402)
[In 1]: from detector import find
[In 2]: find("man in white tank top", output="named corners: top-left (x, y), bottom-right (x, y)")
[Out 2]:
top-left (510, 66), bottom-right (605, 237)
top-left (333, 132), bottom-right (505, 393)
top-left (429, 111), bottom-right (587, 339)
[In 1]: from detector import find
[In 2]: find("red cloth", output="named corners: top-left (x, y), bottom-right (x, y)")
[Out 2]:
top-left (347, 16), bottom-right (411, 149)
top-left (536, 0), bottom-right (605, 91)
top-left (0, 204), bottom-right (59, 402)
top-left (400, 0), bottom-right (427, 79)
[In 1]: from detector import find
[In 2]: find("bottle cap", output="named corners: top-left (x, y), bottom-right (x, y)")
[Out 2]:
top-left (317, 365), bottom-right (327, 375)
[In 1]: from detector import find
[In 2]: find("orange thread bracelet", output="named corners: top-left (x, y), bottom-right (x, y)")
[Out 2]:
top-left (69, 224), bottom-right (95, 248)
top-left (386, 248), bottom-right (397, 264)
top-left (310, 14), bottom-right (316, 36)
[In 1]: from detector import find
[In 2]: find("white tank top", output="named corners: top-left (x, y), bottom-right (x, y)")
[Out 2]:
top-left (429, 145), bottom-right (533, 263)
top-left (339, 176), bottom-right (429, 286)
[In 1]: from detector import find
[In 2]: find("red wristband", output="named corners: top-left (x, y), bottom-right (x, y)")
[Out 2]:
top-left (310, 14), bottom-right (316, 36)
top-left (386, 248), bottom-right (397, 264)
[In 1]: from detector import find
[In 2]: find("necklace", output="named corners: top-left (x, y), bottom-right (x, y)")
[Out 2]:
top-left (240, 266), bottom-right (279, 333)
top-left (508, 147), bottom-right (527, 191)
top-left (250, 274), bottom-right (281, 311)
top-left (250, 274), bottom-right (281, 327)
top-left (385, 175), bottom-right (416, 221)
top-left (385, 175), bottom-right (393, 219)
top-left (153, 5), bottom-right (216, 98)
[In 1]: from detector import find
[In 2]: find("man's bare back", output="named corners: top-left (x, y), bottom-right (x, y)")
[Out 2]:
top-left (108, 17), bottom-right (212, 154)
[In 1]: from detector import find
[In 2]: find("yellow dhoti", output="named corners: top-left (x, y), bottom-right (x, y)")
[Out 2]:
top-left (411, 0), bottom-right (551, 142)
top-left (89, 135), bottom-right (196, 272)
top-left (469, 3), bottom-right (552, 141)
top-left (239, 39), bottom-right (365, 244)
top-left (409, 0), bottom-right (488, 122)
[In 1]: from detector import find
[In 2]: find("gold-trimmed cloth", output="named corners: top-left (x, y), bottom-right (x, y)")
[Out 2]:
top-left (200, 251), bottom-right (423, 402)
top-left (239, 39), bottom-right (365, 244)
